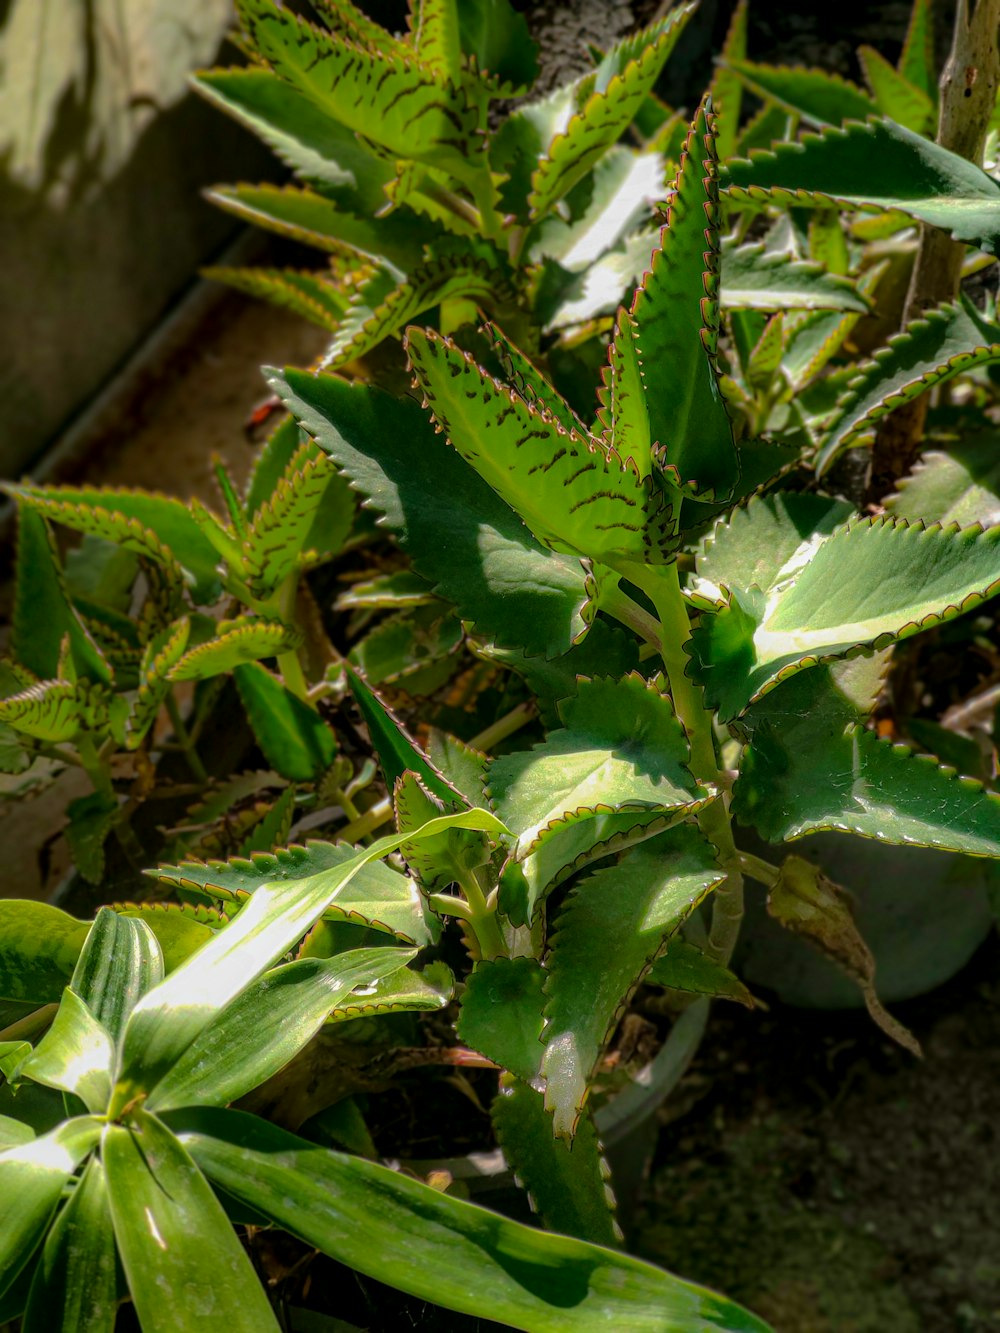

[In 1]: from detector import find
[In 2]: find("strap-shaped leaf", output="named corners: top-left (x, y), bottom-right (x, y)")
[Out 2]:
top-left (492, 1079), bottom-right (620, 1246)
top-left (692, 491), bottom-right (856, 607)
top-left (171, 1105), bottom-right (772, 1332)
top-left (19, 990), bottom-right (114, 1114)
top-left (886, 435), bottom-right (1000, 527)
top-left (406, 328), bottom-right (676, 564)
top-left (648, 937), bottom-right (754, 1006)
top-left (455, 956), bottom-right (545, 1080)
top-left (205, 265), bottom-right (350, 331)
top-left (0, 1117), bottom-right (103, 1303)
top-left (720, 239), bottom-right (868, 311)
top-left (0, 903), bottom-right (89, 1004)
top-left (327, 958), bottom-right (452, 1022)
top-left (153, 841), bottom-right (432, 946)
top-left (630, 99), bottom-right (738, 499)
top-left (857, 44), bottom-right (935, 134)
top-left (168, 618), bottom-right (303, 682)
top-left (233, 662), bottom-right (337, 782)
top-left (745, 312), bottom-right (784, 392)
top-left (12, 511), bottom-right (111, 686)
top-left (596, 308), bottom-right (651, 477)
top-left (327, 254), bottom-right (504, 370)
top-left (112, 905), bottom-right (220, 971)
top-left (235, 0), bottom-right (483, 181)
top-left (528, 7), bottom-right (692, 219)
top-left (721, 118), bottom-right (1000, 256)
top-left (725, 59), bottom-right (878, 126)
top-left (272, 368), bottom-right (593, 658)
top-left (193, 67), bottom-right (394, 207)
top-left (541, 827), bottom-right (724, 1137)
top-left (126, 618), bottom-right (190, 749)
top-left (733, 664), bottom-right (1000, 854)
top-left (899, 0), bottom-right (937, 100)
top-left (5, 484), bottom-right (216, 602)
top-left (689, 516), bottom-right (1000, 721)
top-left (104, 1110), bottom-right (279, 1333)
top-left (0, 681), bottom-right (81, 743)
top-left (22, 1156), bottom-right (115, 1333)
top-left (817, 298), bottom-right (1000, 472)
top-left (486, 674), bottom-right (710, 862)
top-left (70, 909), bottom-right (163, 1045)
top-left (146, 947), bottom-right (417, 1112)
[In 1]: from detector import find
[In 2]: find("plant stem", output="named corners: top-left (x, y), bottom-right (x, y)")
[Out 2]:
top-left (868, 0), bottom-right (1000, 499)
top-left (338, 795), bottom-right (394, 843)
top-left (626, 561), bottom-right (745, 965)
top-left (456, 866), bottom-right (507, 960)
top-left (165, 692), bottom-right (207, 782)
top-left (470, 701), bottom-right (537, 752)
top-left (276, 575), bottom-right (312, 703)
top-left (735, 850), bottom-right (781, 888)
top-left (599, 583), bottom-right (664, 653)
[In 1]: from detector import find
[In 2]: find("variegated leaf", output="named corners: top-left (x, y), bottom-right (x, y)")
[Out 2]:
top-left (126, 619), bottom-right (191, 749)
top-left (168, 619), bottom-right (303, 683)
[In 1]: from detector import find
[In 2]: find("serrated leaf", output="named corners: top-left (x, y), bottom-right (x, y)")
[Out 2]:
top-left (336, 569), bottom-right (436, 611)
top-left (350, 604), bottom-right (462, 697)
top-left (71, 909), bottom-right (163, 1044)
top-left (19, 990), bottom-right (114, 1113)
top-left (328, 957), bottom-right (452, 1022)
top-left (720, 239), bottom-right (868, 311)
top-left (153, 841), bottom-right (433, 947)
top-left (746, 313), bottom-right (784, 391)
top-left (647, 936), bottom-right (754, 1005)
top-left (406, 328), bottom-right (676, 564)
top-left (126, 618), bottom-right (190, 749)
top-left (736, 102), bottom-right (795, 158)
top-left (486, 322), bottom-right (587, 435)
top-left (308, 0), bottom-right (402, 60)
top-left (456, 957), bottom-right (545, 1080)
top-left (630, 99), bottom-right (738, 499)
top-left (193, 67), bottom-right (394, 208)
top-left (721, 118), bottom-right (1000, 256)
top-left (394, 771), bottom-right (488, 896)
top-left (22, 1156), bottom-right (116, 1333)
top-left (64, 793), bottom-right (117, 885)
top-left (456, 0), bottom-right (538, 93)
top-left (272, 369), bottom-right (593, 658)
top-left (168, 619), bottom-right (303, 682)
top-left (726, 59), bottom-right (878, 127)
top-left (709, 0), bottom-right (748, 161)
top-left (0, 904), bottom-right (89, 1004)
top-left (170, 1105), bottom-right (772, 1332)
top-left (413, 0), bottom-right (461, 82)
top-left (689, 517), bottom-right (1000, 721)
top-left (239, 785), bottom-right (298, 857)
top-left (857, 44), bottom-right (935, 134)
top-left (347, 665), bottom-right (461, 805)
top-left (541, 827), bottom-right (723, 1137)
top-left (427, 729), bottom-right (490, 809)
top-left (0, 681), bottom-right (82, 743)
top-left (487, 674), bottom-right (711, 862)
top-left (493, 1080), bottom-right (620, 1246)
top-left (886, 435), bottom-right (1000, 527)
top-left (234, 662), bottom-right (337, 785)
top-left (235, 0), bottom-right (484, 182)
top-left (146, 947), bottom-right (416, 1112)
top-left (596, 308), bottom-right (651, 477)
top-left (206, 265), bottom-right (350, 331)
top-left (104, 1110), bottom-right (279, 1333)
top-left (817, 298), bottom-right (1000, 472)
top-left (528, 7), bottom-right (692, 219)
top-left (899, 0), bottom-right (937, 101)
top-left (733, 663), bottom-right (1000, 855)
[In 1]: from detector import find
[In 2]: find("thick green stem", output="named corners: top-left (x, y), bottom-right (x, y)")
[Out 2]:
top-left (338, 795), bottom-right (394, 843)
top-left (470, 701), bottom-right (537, 752)
top-left (625, 561), bottom-right (745, 966)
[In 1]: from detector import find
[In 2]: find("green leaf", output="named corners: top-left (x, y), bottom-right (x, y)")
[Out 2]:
top-left (12, 510), bottom-right (111, 685)
top-left (126, 619), bottom-right (191, 749)
top-left (630, 99), bottom-right (738, 499)
top-left (709, 0), bottom-right (748, 161)
top-left (234, 662), bottom-right (337, 782)
top-left (721, 118), bottom-right (1000, 256)
top-left (71, 909), bottom-right (163, 1045)
top-left (487, 322), bottom-right (588, 434)
top-left (193, 68), bottom-right (394, 207)
top-left (542, 827), bottom-right (723, 1137)
top-left (171, 1106), bottom-right (771, 1333)
top-left (736, 102), bottom-right (795, 157)
top-left (487, 674), bottom-right (711, 861)
top-left (899, 0), bottom-right (937, 100)
top-left (725, 59), bottom-right (878, 127)
top-left (348, 604), bottom-right (463, 696)
top-left (22, 1157), bottom-right (116, 1333)
top-left (147, 947), bottom-right (416, 1112)
top-left (336, 569), bottom-right (436, 611)
top-left (5, 485), bottom-right (219, 603)
top-left (347, 665), bottom-right (461, 804)
top-left (647, 937), bottom-right (754, 1006)
top-left (273, 368), bottom-right (594, 657)
top-left (20, 990), bottom-right (114, 1113)
top-left (0, 903), bottom-right (89, 1004)
top-left (456, 956), bottom-right (545, 1080)
top-left (394, 772), bottom-right (488, 894)
top-left (153, 841), bottom-right (431, 946)
top-left (457, 0), bottom-right (538, 93)
top-left (720, 240), bottom-right (868, 311)
top-left (239, 785), bottom-right (297, 857)
top-left (0, 1113), bottom-right (35, 1149)
top-left (168, 618), bottom-right (303, 682)
top-left (596, 308), bottom-right (651, 477)
top-left (209, 265), bottom-right (350, 331)
top-left (689, 517), bottom-right (1000, 721)
top-left (0, 1117), bottom-right (103, 1302)
top-left (692, 491), bottom-right (856, 607)
top-left (406, 328), bottom-right (676, 564)
top-left (0, 681), bottom-right (82, 744)
top-left (857, 44), bottom-right (935, 134)
top-left (413, 0), bottom-right (461, 83)
top-left (235, 0), bottom-right (483, 182)
top-left (733, 663), bottom-right (1000, 854)
top-left (427, 729), bottom-right (490, 808)
top-left (117, 810), bottom-right (505, 1103)
top-left (64, 793), bottom-right (118, 885)
top-left (303, 0), bottom-right (401, 59)
top-left (886, 435), bottom-right (1000, 527)
top-left (527, 7), bottom-right (692, 218)
top-left (492, 1080), bottom-right (620, 1246)
top-left (817, 298), bottom-right (1000, 472)
top-left (113, 905), bottom-right (219, 972)
top-left (328, 958), bottom-right (452, 1022)
top-left (104, 1110), bottom-right (279, 1333)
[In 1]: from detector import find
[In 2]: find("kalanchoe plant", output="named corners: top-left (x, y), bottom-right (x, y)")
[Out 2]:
top-left (0, 817), bottom-right (768, 1333)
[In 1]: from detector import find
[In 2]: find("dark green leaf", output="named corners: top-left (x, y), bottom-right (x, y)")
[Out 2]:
top-left (725, 59), bottom-right (877, 127)
top-left (648, 937), bottom-right (754, 1005)
top-left (19, 990), bottom-right (114, 1113)
top-left (234, 662), bottom-right (337, 782)
top-left (0, 903), bottom-right (89, 1004)
top-left (886, 435), bottom-right (1000, 527)
top-left (64, 794), bottom-right (118, 885)
top-left (70, 909), bottom-right (163, 1045)
top-left (456, 957), bottom-right (546, 1080)
top-left (347, 665), bottom-right (460, 804)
